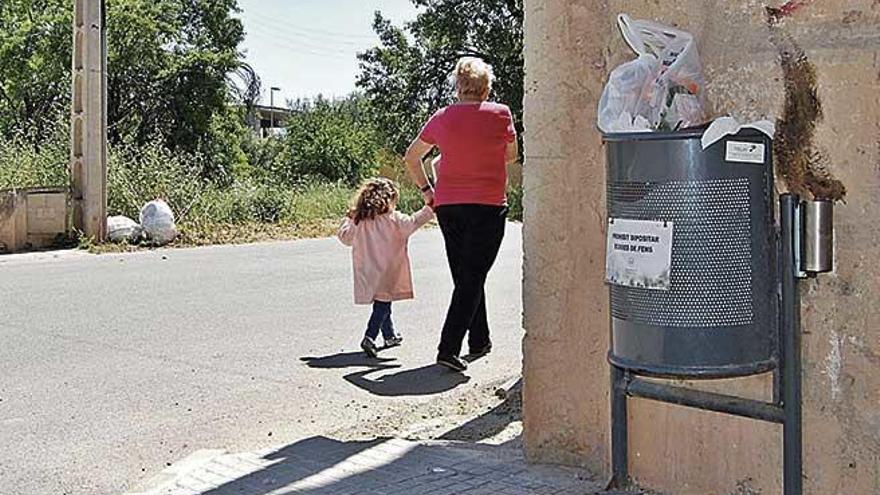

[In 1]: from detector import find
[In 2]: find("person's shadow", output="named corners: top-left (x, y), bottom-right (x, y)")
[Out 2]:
top-left (343, 365), bottom-right (470, 397)
top-left (301, 351), bottom-right (469, 397)
top-left (300, 351), bottom-right (398, 370)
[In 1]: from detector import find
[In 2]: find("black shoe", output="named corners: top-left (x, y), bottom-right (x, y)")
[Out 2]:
top-left (360, 337), bottom-right (378, 358)
top-left (437, 354), bottom-right (468, 372)
top-left (468, 343), bottom-right (492, 358)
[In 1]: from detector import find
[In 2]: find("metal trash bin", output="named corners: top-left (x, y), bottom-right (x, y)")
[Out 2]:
top-left (604, 128), bottom-right (776, 378)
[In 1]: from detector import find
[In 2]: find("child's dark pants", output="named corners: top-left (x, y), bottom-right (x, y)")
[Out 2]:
top-left (365, 301), bottom-right (396, 341)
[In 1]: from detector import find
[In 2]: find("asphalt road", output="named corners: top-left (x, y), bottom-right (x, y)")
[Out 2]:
top-left (0, 224), bottom-right (523, 495)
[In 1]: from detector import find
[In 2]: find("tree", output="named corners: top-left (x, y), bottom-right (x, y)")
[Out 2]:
top-left (106, 0), bottom-right (245, 178)
top-left (262, 94), bottom-right (383, 187)
top-left (0, 0), bottom-right (73, 140)
top-left (0, 0), bottom-right (248, 178)
top-left (356, 0), bottom-right (524, 154)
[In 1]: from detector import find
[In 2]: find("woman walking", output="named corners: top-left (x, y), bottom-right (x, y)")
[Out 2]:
top-left (403, 57), bottom-right (519, 372)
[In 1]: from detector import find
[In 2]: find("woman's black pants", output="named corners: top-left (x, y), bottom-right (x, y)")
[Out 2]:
top-left (435, 204), bottom-right (507, 358)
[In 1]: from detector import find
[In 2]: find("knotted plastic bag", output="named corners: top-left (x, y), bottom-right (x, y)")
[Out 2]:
top-left (139, 200), bottom-right (178, 246)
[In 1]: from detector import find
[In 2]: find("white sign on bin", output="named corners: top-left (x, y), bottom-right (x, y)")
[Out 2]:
top-left (605, 218), bottom-right (674, 291)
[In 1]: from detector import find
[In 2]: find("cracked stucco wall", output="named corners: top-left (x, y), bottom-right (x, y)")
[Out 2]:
top-left (522, 1), bottom-right (879, 493)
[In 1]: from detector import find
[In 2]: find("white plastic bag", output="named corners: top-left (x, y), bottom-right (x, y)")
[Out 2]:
top-left (597, 54), bottom-right (658, 133)
top-left (107, 215), bottom-right (143, 243)
top-left (139, 200), bottom-right (178, 246)
top-left (598, 14), bottom-right (707, 133)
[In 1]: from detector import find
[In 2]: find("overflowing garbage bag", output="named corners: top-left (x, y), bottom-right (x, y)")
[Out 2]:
top-left (139, 200), bottom-right (178, 246)
top-left (598, 14), bottom-right (707, 133)
top-left (107, 215), bottom-right (143, 243)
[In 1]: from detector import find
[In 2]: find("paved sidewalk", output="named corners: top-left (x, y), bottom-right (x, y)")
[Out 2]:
top-left (127, 437), bottom-right (605, 495)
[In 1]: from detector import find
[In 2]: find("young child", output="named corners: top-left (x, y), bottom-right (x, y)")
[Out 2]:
top-left (337, 178), bottom-right (434, 357)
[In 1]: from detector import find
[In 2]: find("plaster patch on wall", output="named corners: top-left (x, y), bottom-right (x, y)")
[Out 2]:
top-left (824, 328), bottom-right (844, 401)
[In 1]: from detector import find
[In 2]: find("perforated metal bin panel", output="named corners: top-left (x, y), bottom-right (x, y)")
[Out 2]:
top-left (605, 128), bottom-right (776, 378)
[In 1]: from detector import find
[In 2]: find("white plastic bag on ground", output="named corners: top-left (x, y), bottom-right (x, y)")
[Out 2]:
top-left (598, 14), bottom-right (707, 133)
top-left (139, 200), bottom-right (178, 246)
top-left (107, 215), bottom-right (143, 243)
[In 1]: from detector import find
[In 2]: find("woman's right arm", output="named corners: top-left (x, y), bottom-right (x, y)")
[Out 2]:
top-left (404, 138), bottom-right (435, 206)
top-left (505, 139), bottom-right (519, 167)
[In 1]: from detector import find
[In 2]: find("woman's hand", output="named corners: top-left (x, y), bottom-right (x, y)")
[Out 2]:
top-left (421, 188), bottom-right (435, 209)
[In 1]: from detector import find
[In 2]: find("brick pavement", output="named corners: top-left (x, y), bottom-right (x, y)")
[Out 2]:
top-left (126, 437), bottom-right (610, 495)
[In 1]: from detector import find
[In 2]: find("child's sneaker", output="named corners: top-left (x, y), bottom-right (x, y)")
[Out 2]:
top-left (360, 337), bottom-right (379, 358)
top-left (384, 334), bottom-right (403, 348)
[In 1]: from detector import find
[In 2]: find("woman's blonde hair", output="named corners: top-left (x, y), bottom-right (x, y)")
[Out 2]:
top-left (454, 57), bottom-right (494, 101)
top-left (348, 178), bottom-right (399, 225)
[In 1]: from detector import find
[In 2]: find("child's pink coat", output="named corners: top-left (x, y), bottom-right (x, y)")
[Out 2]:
top-left (337, 206), bottom-right (434, 305)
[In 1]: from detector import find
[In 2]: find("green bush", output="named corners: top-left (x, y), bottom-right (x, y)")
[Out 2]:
top-left (0, 124), bottom-right (69, 190)
top-left (287, 181), bottom-right (352, 224)
top-left (108, 138), bottom-right (205, 220)
top-left (263, 95), bottom-right (383, 187)
top-left (506, 184), bottom-right (523, 221)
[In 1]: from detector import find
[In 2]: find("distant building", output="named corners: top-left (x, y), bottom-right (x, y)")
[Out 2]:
top-left (244, 105), bottom-right (294, 138)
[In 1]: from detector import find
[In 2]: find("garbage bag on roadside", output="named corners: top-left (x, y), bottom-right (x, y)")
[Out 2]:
top-left (139, 200), bottom-right (178, 246)
top-left (107, 215), bottom-right (143, 243)
top-left (598, 14), bottom-right (707, 133)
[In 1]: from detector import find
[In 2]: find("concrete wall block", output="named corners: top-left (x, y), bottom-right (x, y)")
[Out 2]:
top-left (0, 191), bottom-right (28, 252)
top-left (523, 0), bottom-right (880, 493)
top-left (26, 192), bottom-right (67, 235)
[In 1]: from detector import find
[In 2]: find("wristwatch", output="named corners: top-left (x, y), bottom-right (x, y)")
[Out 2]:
top-left (420, 183), bottom-right (432, 192)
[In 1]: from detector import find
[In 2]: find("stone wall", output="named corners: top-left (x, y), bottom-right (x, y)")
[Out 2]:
top-left (521, 1), bottom-right (880, 493)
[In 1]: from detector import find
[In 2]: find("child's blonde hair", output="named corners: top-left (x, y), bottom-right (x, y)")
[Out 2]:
top-left (348, 178), bottom-right (399, 225)
top-left (454, 57), bottom-right (494, 100)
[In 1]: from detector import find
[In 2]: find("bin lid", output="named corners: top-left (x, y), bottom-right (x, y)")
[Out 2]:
top-left (602, 125), bottom-right (706, 142)
top-left (602, 125), bottom-right (768, 143)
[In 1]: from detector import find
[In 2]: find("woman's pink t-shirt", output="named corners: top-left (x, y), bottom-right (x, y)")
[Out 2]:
top-left (418, 102), bottom-right (516, 207)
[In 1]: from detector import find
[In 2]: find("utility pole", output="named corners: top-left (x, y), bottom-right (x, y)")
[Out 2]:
top-left (270, 86), bottom-right (281, 133)
top-left (71, 0), bottom-right (108, 241)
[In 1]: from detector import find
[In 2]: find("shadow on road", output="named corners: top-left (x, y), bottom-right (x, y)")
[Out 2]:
top-left (343, 364), bottom-right (471, 397)
top-left (201, 436), bottom-right (385, 495)
top-left (300, 351), bottom-right (398, 369)
top-left (189, 433), bottom-right (605, 495)
top-left (441, 378), bottom-right (522, 443)
top-left (301, 352), bottom-right (469, 397)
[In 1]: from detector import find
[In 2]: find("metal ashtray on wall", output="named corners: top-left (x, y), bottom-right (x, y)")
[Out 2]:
top-left (797, 199), bottom-right (834, 276)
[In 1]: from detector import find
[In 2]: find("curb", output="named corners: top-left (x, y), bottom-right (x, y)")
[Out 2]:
top-left (123, 449), bottom-right (227, 495)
